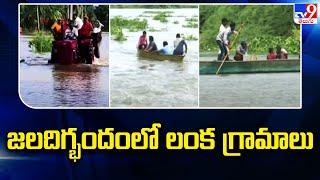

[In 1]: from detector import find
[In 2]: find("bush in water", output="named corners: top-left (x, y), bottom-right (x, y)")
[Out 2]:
top-left (29, 31), bottom-right (52, 53)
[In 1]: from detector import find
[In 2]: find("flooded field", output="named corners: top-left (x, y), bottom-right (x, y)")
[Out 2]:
top-left (110, 8), bottom-right (199, 107)
top-left (19, 33), bottom-right (109, 107)
top-left (200, 73), bottom-right (300, 107)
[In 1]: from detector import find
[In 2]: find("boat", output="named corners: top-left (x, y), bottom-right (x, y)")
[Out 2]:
top-left (200, 59), bottom-right (300, 74)
top-left (137, 50), bottom-right (184, 61)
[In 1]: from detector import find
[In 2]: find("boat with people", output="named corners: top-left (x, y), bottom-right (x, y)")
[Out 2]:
top-left (200, 59), bottom-right (300, 74)
top-left (137, 50), bottom-right (184, 61)
top-left (136, 32), bottom-right (187, 62)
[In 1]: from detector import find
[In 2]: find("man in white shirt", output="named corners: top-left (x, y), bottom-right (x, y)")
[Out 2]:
top-left (216, 22), bottom-right (237, 60)
top-left (174, 33), bottom-right (182, 48)
top-left (219, 18), bottom-right (229, 33)
top-left (73, 14), bottom-right (83, 31)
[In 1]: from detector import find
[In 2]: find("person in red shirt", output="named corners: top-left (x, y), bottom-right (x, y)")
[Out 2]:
top-left (137, 31), bottom-right (148, 49)
top-left (78, 16), bottom-right (93, 39)
top-left (267, 48), bottom-right (276, 60)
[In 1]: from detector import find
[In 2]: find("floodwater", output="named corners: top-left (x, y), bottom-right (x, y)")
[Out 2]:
top-left (110, 8), bottom-right (199, 107)
top-left (200, 73), bottom-right (300, 107)
top-left (19, 33), bottom-right (109, 107)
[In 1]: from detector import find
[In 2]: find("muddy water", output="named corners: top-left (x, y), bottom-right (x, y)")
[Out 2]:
top-left (200, 73), bottom-right (300, 107)
top-left (19, 33), bottom-right (109, 107)
top-left (110, 8), bottom-right (199, 107)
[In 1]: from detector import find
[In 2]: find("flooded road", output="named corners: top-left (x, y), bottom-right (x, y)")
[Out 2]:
top-left (110, 8), bottom-right (199, 107)
top-left (200, 73), bottom-right (300, 107)
top-left (19, 33), bottom-right (109, 107)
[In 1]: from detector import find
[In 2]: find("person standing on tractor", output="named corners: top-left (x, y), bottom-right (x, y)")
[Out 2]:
top-left (73, 13), bottom-right (83, 32)
top-left (51, 18), bottom-right (64, 40)
top-left (64, 20), bottom-right (78, 40)
top-left (78, 16), bottom-right (93, 39)
top-left (92, 20), bottom-right (104, 59)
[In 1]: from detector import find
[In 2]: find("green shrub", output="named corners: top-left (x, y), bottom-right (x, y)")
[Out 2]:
top-left (29, 31), bottom-right (52, 53)
top-left (111, 16), bottom-right (148, 41)
top-left (185, 34), bottom-right (198, 41)
top-left (183, 21), bottom-right (198, 28)
top-left (153, 12), bottom-right (170, 23)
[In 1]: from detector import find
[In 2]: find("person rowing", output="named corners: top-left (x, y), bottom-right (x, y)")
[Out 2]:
top-left (145, 36), bottom-right (158, 52)
top-left (216, 21), bottom-right (237, 61)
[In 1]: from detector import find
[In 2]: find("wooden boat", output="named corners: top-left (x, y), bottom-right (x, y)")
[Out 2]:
top-left (200, 59), bottom-right (300, 74)
top-left (137, 50), bottom-right (184, 61)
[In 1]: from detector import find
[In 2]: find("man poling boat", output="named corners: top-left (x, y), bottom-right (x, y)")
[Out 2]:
top-left (215, 22), bottom-right (243, 75)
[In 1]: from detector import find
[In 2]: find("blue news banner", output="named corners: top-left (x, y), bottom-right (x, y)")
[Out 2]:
top-left (1, 0), bottom-right (320, 179)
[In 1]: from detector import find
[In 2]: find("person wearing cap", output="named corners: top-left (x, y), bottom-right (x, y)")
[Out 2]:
top-left (51, 18), bottom-right (63, 40)
top-left (78, 16), bottom-right (93, 39)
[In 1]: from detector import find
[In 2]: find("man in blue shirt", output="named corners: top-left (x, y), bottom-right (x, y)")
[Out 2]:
top-left (158, 41), bottom-right (172, 55)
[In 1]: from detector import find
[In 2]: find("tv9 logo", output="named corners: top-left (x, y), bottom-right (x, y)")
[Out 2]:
top-left (294, 4), bottom-right (318, 24)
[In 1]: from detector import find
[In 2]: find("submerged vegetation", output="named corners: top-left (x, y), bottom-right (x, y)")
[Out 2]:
top-left (29, 31), bottom-right (52, 53)
top-left (184, 34), bottom-right (198, 41)
top-left (111, 16), bottom-right (148, 41)
top-left (200, 5), bottom-right (300, 54)
top-left (173, 20), bottom-right (179, 24)
top-left (183, 21), bottom-right (198, 28)
top-left (153, 12), bottom-right (171, 23)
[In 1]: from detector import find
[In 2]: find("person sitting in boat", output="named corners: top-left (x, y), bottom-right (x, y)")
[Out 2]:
top-left (145, 36), bottom-right (158, 52)
top-left (138, 31), bottom-right (148, 49)
top-left (174, 33), bottom-right (182, 49)
top-left (64, 20), bottom-right (78, 40)
top-left (267, 48), bottom-right (276, 60)
top-left (51, 18), bottom-right (64, 40)
top-left (234, 41), bottom-right (248, 61)
top-left (78, 16), bottom-right (93, 39)
top-left (216, 22), bottom-right (237, 61)
top-left (173, 35), bottom-right (187, 55)
top-left (276, 46), bottom-right (288, 60)
top-left (157, 41), bottom-right (172, 55)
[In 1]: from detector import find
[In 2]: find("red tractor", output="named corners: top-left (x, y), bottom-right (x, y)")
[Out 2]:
top-left (50, 38), bottom-right (94, 64)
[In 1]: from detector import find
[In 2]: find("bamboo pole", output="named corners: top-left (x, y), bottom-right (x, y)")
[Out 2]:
top-left (36, 5), bottom-right (40, 32)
